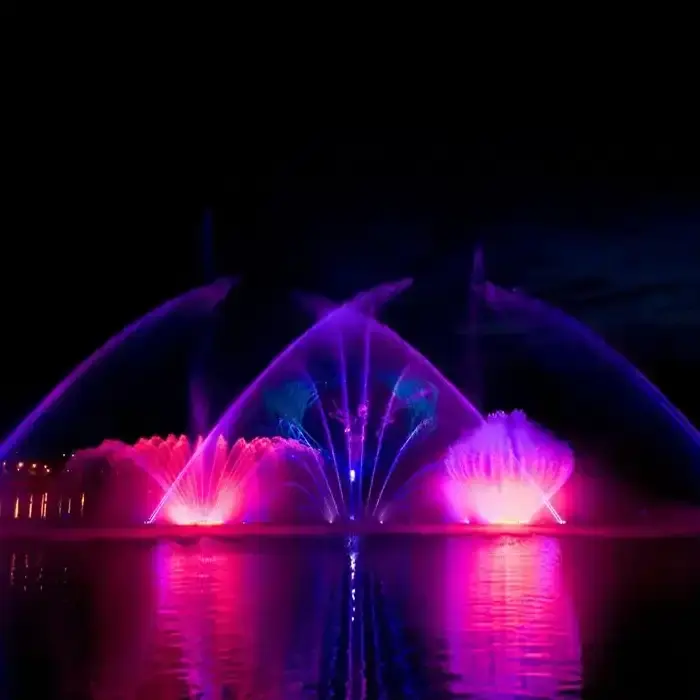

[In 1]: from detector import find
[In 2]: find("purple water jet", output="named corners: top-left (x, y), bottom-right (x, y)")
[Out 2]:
top-left (475, 280), bottom-right (700, 454)
top-left (0, 278), bottom-right (234, 462)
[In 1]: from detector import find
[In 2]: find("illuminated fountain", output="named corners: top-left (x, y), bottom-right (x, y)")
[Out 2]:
top-left (263, 371), bottom-right (442, 523)
top-left (444, 410), bottom-right (573, 525)
top-left (68, 435), bottom-right (326, 526)
top-left (137, 280), bottom-right (484, 526)
top-left (1, 277), bottom-right (486, 529)
top-left (139, 435), bottom-right (264, 526)
top-left (1, 270), bottom-right (587, 530)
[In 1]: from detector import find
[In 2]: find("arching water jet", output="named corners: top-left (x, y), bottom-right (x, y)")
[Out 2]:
top-left (475, 280), bottom-right (700, 455)
top-left (0, 278), bottom-right (234, 462)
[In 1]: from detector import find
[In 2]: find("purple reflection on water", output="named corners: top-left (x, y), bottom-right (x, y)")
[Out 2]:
top-left (151, 540), bottom-right (340, 700)
top-left (445, 537), bottom-right (580, 697)
top-left (371, 536), bottom-right (581, 698)
top-left (5, 537), bottom-right (700, 697)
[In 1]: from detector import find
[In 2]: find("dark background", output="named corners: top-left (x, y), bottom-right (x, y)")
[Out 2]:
top-left (3, 108), bottom-right (700, 495)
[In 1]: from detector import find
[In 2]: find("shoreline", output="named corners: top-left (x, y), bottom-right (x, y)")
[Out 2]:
top-left (2, 522), bottom-right (700, 540)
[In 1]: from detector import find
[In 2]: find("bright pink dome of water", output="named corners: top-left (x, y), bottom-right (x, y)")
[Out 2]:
top-left (136, 434), bottom-right (326, 525)
top-left (68, 434), bottom-right (327, 525)
top-left (444, 411), bottom-right (573, 525)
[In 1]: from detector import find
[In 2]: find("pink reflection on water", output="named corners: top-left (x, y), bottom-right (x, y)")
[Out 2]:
top-left (150, 541), bottom-right (334, 700)
top-left (374, 536), bottom-right (581, 697)
top-left (444, 537), bottom-right (581, 697)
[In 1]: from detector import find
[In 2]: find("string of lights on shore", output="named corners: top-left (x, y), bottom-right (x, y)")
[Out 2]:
top-left (1, 453), bottom-right (75, 475)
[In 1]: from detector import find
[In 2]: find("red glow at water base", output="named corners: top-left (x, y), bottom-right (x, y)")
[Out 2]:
top-left (445, 411), bottom-right (573, 525)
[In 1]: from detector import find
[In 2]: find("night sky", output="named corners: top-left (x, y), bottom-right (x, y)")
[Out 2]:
top-left (3, 119), bottom-right (700, 490)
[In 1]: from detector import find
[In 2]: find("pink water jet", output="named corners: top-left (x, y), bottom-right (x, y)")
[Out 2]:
top-left (445, 410), bottom-right (573, 525)
top-left (69, 434), bottom-right (326, 526)
top-left (139, 434), bottom-right (326, 525)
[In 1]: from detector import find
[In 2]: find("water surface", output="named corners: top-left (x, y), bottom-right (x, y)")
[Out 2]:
top-left (1, 535), bottom-right (699, 699)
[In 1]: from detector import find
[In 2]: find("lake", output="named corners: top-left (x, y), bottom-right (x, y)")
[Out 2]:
top-left (1, 534), bottom-right (699, 699)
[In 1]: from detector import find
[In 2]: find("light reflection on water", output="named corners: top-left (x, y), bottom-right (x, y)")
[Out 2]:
top-left (1, 535), bottom-right (699, 698)
top-left (151, 540), bottom-right (340, 699)
top-left (447, 537), bottom-right (578, 696)
top-left (371, 537), bottom-right (581, 698)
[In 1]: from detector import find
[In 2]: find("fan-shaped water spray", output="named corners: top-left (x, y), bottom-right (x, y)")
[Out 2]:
top-left (146, 280), bottom-right (415, 523)
top-left (445, 410), bottom-right (573, 524)
top-left (68, 434), bottom-right (330, 525)
top-left (149, 281), bottom-right (484, 525)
